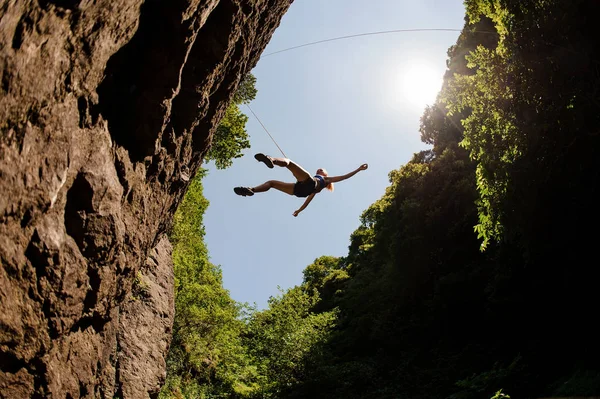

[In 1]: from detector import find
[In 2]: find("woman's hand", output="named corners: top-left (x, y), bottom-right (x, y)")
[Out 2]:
top-left (359, 163), bottom-right (368, 171)
top-left (293, 210), bottom-right (300, 217)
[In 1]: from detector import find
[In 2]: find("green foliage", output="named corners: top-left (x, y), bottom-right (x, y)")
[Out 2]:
top-left (302, 256), bottom-right (342, 290)
top-left (551, 370), bottom-right (600, 397)
top-left (442, 43), bottom-right (522, 249)
top-left (301, 256), bottom-right (348, 312)
top-left (162, 3), bottom-right (600, 399)
top-left (243, 286), bottom-right (337, 398)
top-left (161, 172), bottom-right (257, 398)
top-left (233, 73), bottom-right (258, 105)
top-left (169, 168), bottom-right (209, 250)
top-left (264, 3), bottom-right (600, 399)
top-left (206, 103), bottom-right (251, 170)
top-left (446, 0), bottom-right (600, 249)
top-left (451, 356), bottom-right (522, 399)
top-left (161, 166), bottom-right (337, 399)
top-left (130, 270), bottom-right (151, 301)
top-left (490, 390), bottom-right (510, 399)
top-left (205, 73), bottom-right (257, 169)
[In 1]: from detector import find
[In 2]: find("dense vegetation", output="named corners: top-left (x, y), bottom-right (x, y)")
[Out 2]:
top-left (161, 0), bottom-right (600, 398)
top-left (159, 75), bottom-right (339, 398)
top-left (160, 170), bottom-right (337, 397)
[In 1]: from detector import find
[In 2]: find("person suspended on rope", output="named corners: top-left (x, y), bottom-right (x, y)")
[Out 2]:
top-left (234, 153), bottom-right (368, 217)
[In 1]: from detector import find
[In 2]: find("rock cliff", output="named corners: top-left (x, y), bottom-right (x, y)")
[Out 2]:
top-left (0, 0), bottom-right (292, 397)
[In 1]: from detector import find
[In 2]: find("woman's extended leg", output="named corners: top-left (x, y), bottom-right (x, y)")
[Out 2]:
top-left (252, 180), bottom-right (295, 195)
top-left (255, 153), bottom-right (312, 182)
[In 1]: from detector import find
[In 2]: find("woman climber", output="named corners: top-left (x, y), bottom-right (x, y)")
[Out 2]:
top-left (234, 153), bottom-right (368, 217)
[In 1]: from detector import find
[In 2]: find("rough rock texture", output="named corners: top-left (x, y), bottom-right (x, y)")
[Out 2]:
top-left (118, 237), bottom-right (174, 399)
top-left (0, 0), bottom-right (292, 398)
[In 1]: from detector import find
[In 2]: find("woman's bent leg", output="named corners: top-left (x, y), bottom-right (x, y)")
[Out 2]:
top-left (252, 180), bottom-right (295, 195)
top-left (268, 156), bottom-right (312, 181)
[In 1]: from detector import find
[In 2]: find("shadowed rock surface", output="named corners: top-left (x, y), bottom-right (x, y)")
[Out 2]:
top-left (117, 237), bottom-right (174, 399)
top-left (0, 0), bottom-right (292, 397)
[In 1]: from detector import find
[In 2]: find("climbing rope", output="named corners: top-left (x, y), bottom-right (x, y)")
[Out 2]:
top-left (261, 28), bottom-right (471, 57)
top-left (246, 104), bottom-right (288, 158)
top-left (250, 28), bottom-right (498, 156)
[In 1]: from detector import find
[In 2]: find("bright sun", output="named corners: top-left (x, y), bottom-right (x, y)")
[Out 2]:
top-left (397, 62), bottom-right (443, 110)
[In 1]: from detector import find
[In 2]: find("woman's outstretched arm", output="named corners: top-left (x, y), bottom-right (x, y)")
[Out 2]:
top-left (327, 163), bottom-right (368, 184)
top-left (293, 193), bottom-right (316, 217)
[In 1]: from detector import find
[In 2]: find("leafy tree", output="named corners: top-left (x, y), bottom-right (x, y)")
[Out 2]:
top-left (162, 3), bottom-right (600, 399)
top-left (232, 73), bottom-right (258, 105)
top-left (243, 286), bottom-right (337, 398)
top-left (161, 173), bottom-right (258, 398)
top-left (301, 256), bottom-right (348, 312)
top-left (205, 73), bottom-right (257, 169)
top-left (443, 43), bottom-right (522, 249)
top-left (274, 3), bottom-right (600, 399)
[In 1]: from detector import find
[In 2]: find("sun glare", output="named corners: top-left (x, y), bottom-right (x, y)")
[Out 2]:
top-left (397, 62), bottom-right (443, 110)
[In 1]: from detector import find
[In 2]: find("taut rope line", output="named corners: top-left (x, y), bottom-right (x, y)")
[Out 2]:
top-left (261, 28), bottom-right (472, 57)
top-left (246, 104), bottom-right (288, 158)
top-left (249, 28), bottom-right (498, 156)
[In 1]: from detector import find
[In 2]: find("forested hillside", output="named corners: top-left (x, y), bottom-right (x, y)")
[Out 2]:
top-left (286, 1), bottom-right (600, 397)
top-left (162, 0), bottom-right (600, 398)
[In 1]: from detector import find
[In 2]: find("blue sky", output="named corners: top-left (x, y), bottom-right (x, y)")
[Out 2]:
top-left (202, 0), bottom-right (467, 309)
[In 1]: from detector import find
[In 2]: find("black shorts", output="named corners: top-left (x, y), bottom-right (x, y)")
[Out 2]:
top-left (293, 178), bottom-right (317, 197)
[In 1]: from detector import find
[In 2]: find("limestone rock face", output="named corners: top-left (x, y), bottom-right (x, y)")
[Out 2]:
top-left (117, 237), bottom-right (174, 399)
top-left (0, 0), bottom-right (292, 397)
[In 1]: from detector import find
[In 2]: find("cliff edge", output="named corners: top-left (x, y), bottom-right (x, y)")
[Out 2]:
top-left (0, 0), bottom-right (292, 397)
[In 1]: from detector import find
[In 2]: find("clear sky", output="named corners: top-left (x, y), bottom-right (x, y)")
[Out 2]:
top-left (202, 0), bottom-right (467, 309)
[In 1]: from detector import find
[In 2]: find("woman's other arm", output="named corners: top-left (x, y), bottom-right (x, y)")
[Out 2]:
top-left (293, 193), bottom-right (316, 217)
top-left (327, 163), bottom-right (368, 183)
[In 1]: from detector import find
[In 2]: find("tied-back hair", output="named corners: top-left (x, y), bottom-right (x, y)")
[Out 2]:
top-left (319, 169), bottom-right (334, 192)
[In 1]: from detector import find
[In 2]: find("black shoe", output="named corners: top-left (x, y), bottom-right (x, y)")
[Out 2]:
top-left (234, 187), bottom-right (254, 196)
top-left (254, 153), bottom-right (274, 168)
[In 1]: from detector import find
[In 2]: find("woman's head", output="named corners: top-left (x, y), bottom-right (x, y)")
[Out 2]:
top-left (316, 168), bottom-right (334, 192)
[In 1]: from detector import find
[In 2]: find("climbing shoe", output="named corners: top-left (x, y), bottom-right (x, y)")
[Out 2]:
top-left (254, 153), bottom-right (274, 168)
top-left (234, 187), bottom-right (254, 196)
